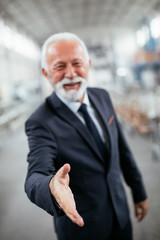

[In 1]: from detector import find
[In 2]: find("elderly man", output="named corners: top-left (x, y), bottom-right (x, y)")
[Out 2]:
top-left (25, 32), bottom-right (148, 240)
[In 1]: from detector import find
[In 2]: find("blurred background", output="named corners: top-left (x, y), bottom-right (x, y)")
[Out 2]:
top-left (0, 0), bottom-right (160, 239)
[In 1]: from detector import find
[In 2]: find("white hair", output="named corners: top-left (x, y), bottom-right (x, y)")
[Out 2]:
top-left (41, 32), bottom-right (90, 73)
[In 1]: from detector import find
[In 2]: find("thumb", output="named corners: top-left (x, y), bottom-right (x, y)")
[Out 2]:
top-left (57, 163), bottom-right (71, 178)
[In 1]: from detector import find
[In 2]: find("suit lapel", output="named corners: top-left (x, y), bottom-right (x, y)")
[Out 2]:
top-left (87, 89), bottom-right (112, 158)
top-left (47, 92), bottom-right (105, 164)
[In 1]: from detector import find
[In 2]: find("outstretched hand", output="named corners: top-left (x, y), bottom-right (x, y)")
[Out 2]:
top-left (134, 199), bottom-right (148, 222)
top-left (49, 163), bottom-right (84, 227)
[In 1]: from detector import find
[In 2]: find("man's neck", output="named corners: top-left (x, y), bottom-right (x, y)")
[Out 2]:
top-left (76, 93), bottom-right (85, 103)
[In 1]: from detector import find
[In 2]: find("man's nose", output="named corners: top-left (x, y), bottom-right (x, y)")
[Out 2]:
top-left (65, 64), bottom-right (77, 79)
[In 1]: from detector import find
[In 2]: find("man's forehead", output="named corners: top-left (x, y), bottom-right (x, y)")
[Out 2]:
top-left (47, 43), bottom-right (58, 55)
top-left (47, 40), bottom-right (85, 56)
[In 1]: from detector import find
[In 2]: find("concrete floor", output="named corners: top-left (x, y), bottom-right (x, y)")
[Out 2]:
top-left (0, 121), bottom-right (160, 240)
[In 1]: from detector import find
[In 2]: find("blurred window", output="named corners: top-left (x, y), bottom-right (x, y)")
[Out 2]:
top-left (0, 19), bottom-right (40, 60)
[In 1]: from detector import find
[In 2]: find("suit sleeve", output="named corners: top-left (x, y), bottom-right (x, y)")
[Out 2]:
top-left (24, 119), bottom-right (63, 217)
top-left (116, 118), bottom-right (147, 203)
top-left (106, 91), bottom-right (147, 203)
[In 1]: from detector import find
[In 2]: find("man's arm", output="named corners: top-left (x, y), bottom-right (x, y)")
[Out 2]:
top-left (115, 118), bottom-right (147, 198)
top-left (25, 119), bottom-right (58, 216)
top-left (105, 91), bottom-right (148, 221)
top-left (116, 117), bottom-right (148, 221)
top-left (25, 119), bottom-right (84, 226)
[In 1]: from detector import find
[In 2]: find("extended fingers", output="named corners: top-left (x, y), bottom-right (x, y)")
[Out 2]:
top-left (64, 208), bottom-right (84, 227)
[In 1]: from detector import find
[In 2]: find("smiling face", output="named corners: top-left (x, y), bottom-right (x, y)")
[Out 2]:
top-left (42, 40), bottom-right (91, 102)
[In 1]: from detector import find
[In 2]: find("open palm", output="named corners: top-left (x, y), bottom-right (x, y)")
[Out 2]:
top-left (49, 163), bottom-right (84, 227)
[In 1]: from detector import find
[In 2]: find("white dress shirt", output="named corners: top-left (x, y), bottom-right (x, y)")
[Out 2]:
top-left (56, 91), bottom-right (106, 142)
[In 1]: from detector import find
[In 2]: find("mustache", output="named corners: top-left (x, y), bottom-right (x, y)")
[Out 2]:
top-left (60, 77), bottom-right (86, 85)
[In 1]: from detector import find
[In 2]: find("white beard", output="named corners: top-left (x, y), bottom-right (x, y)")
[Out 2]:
top-left (54, 77), bottom-right (87, 101)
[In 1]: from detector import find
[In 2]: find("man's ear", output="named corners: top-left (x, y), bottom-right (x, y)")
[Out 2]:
top-left (88, 59), bottom-right (91, 68)
top-left (41, 68), bottom-right (49, 80)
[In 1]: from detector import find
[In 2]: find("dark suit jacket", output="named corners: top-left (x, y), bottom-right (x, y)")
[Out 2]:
top-left (25, 88), bottom-right (147, 240)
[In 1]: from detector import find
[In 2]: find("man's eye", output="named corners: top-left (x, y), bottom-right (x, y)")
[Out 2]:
top-left (73, 62), bottom-right (81, 66)
top-left (55, 65), bottom-right (65, 70)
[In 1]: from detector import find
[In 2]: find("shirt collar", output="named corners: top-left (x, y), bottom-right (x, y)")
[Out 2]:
top-left (56, 90), bottom-right (90, 114)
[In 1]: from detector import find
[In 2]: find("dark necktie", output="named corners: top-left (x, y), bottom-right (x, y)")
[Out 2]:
top-left (79, 103), bottom-right (107, 159)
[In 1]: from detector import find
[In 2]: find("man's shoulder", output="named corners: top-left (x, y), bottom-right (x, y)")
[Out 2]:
top-left (26, 97), bottom-right (53, 124)
top-left (87, 87), bottom-right (110, 98)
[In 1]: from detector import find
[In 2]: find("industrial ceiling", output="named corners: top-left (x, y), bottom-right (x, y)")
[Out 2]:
top-left (0, 0), bottom-right (160, 47)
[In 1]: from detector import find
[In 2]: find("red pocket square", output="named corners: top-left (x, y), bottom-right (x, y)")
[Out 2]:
top-left (108, 115), bottom-right (115, 125)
